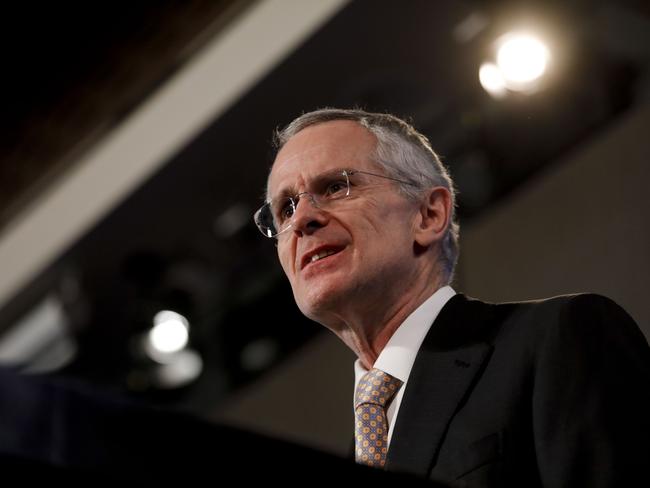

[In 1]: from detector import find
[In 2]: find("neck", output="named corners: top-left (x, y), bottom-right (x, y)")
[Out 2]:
top-left (327, 273), bottom-right (446, 370)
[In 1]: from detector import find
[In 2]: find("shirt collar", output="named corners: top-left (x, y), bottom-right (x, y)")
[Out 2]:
top-left (354, 285), bottom-right (456, 385)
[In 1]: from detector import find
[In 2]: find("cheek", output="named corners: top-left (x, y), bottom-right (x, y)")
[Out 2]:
top-left (277, 245), bottom-right (292, 275)
top-left (358, 211), bottom-right (417, 266)
top-left (359, 198), bottom-right (414, 241)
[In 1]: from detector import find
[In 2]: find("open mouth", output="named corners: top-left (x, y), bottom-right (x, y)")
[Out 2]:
top-left (301, 245), bottom-right (345, 270)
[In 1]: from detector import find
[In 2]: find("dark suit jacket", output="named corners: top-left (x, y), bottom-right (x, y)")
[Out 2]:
top-left (380, 293), bottom-right (650, 487)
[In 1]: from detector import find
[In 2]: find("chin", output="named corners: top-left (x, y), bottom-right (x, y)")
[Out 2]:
top-left (295, 283), bottom-right (345, 322)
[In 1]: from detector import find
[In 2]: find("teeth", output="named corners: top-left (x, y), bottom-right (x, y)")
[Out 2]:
top-left (310, 249), bottom-right (337, 263)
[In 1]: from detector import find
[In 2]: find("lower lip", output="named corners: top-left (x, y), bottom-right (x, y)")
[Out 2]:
top-left (302, 250), bottom-right (345, 278)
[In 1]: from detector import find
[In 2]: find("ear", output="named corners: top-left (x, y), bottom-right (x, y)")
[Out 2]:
top-left (413, 186), bottom-right (452, 248)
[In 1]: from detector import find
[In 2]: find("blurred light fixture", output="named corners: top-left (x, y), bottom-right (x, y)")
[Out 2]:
top-left (145, 310), bottom-right (189, 362)
top-left (497, 33), bottom-right (549, 85)
top-left (0, 294), bottom-right (77, 373)
top-left (479, 62), bottom-right (507, 98)
top-left (240, 337), bottom-right (279, 372)
top-left (480, 32), bottom-right (551, 97)
top-left (136, 309), bottom-right (203, 389)
top-left (213, 203), bottom-right (250, 239)
top-left (152, 348), bottom-right (203, 389)
top-left (453, 12), bottom-right (489, 43)
top-left (132, 308), bottom-right (203, 390)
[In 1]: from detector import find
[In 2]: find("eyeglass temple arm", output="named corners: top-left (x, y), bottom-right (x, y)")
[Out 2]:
top-left (348, 169), bottom-right (414, 186)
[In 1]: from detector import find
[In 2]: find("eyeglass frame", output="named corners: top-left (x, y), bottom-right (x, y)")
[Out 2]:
top-left (253, 168), bottom-right (415, 239)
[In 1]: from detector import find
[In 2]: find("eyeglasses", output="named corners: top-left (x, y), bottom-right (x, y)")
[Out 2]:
top-left (253, 168), bottom-right (413, 238)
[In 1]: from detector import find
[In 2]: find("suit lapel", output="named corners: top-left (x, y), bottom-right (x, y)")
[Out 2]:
top-left (385, 294), bottom-right (493, 477)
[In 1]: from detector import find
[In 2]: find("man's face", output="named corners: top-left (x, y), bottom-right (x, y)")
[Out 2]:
top-left (267, 120), bottom-right (421, 326)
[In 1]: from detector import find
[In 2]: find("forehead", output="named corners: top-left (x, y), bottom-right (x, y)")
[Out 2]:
top-left (267, 120), bottom-right (377, 196)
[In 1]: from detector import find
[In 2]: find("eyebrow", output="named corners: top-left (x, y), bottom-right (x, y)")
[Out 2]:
top-left (271, 167), bottom-right (350, 201)
top-left (271, 181), bottom-right (298, 203)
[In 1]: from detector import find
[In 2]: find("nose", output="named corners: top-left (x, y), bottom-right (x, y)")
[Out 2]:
top-left (291, 192), bottom-right (328, 236)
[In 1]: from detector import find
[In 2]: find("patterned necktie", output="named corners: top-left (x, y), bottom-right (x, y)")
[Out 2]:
top-left (354, 368), bottom-right (403, 468)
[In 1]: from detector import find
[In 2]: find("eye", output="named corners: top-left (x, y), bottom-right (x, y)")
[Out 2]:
top-left (275, 198), bottom-right (294, 223)
top-left (324, 180), bottom-right (348, 197)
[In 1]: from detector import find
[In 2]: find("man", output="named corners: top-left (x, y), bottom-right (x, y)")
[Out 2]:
top-left (253, 108), bottom-right (650, 487)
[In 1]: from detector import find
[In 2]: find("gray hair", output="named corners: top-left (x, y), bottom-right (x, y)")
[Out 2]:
top-left (272, 108), bottom-right (460, 284)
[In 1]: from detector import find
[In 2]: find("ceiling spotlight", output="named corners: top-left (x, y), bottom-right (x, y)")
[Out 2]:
top-left (480, 32), bottom-right (551, 97)
top-left (146, 310), bottom-right (189, 360)
top-left (496, 33), bottom-right (549, 87)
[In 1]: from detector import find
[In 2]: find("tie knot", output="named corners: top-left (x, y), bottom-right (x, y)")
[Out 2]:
top-left (355, 368), bottom-right (403, 409)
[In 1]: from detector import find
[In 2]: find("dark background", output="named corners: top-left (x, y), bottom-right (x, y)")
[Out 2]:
top-left (0, 0), bottom-right (648, 419)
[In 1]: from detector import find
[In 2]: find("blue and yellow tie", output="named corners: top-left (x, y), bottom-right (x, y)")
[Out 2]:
top-left (354, 368), bottom-right (403, 468)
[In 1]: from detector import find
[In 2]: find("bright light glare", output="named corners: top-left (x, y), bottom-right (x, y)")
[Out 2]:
top-left (148, 310), bottom-right (189, 354)
top-left (154, 348), bottom-right (203, 389)
top-left (479, 63), bottom-right (507, 97)
top-left (496, 34), bottom-right (549, 86)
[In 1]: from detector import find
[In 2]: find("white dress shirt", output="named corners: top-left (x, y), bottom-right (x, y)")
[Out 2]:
top-left (353, 285), bottom-right (456, 449)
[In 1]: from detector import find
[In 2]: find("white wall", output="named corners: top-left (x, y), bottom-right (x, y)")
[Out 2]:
top-left (458, 102), bottom-right (650, 338)
top-left (213, 331), bottom-right (356, 455)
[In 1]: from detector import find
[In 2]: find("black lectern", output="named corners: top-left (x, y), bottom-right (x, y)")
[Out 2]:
top-left (0, 368), bottom-right (443, 485)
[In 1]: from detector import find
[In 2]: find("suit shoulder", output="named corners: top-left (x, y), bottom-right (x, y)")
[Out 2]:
top-left (515, 293), bottom-right (648, 360)
top-left (522, 292), bottom-right (636, 326)
top-left (491, 292), bottom-right (633, 323)
top-left (466, 292), bottom-right (646, 348)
